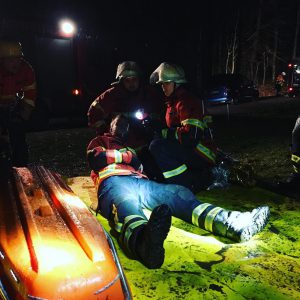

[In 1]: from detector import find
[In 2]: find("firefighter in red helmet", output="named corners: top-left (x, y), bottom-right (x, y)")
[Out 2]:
top-left (148, 62), bottom-right (217, 192)
top-left (0, 40), bottom-right (36, 167)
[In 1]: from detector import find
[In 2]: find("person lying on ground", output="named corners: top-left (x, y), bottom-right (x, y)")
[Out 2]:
top-left (86, 114), bottom-right (270, 269)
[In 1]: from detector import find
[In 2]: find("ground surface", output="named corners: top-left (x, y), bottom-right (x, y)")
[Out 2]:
top-left (26, 95), bottom-right (300, 299)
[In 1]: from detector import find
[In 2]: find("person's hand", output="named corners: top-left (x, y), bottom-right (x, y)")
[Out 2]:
top-left (141, 118), bottom-right (163, 139)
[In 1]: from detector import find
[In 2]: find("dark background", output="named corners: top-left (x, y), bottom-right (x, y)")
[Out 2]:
top-left (1, 0), bottom-right (300, 118)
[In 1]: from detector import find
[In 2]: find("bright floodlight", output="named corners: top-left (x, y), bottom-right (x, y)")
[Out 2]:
top-left (59, 20), bottom-right (76, 37)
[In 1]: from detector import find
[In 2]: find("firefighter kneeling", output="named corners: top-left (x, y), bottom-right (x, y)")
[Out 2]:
top-left (0, 40), bottom-right (36, 167)
top-left (87, 114), bottom-right (270, 269)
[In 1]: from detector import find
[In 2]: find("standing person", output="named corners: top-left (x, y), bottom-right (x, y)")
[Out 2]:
top-left (87, 114), bottom-right (270, 269)
top-left (147, 62), bottom-right (217, 192)
top-left (277, 115), bottom-right (300, 196)
top-left (87, 61), bottom-right (164, 150)
top-left (275, 72), bottom-right (286, 96)
top-left (0, 40), bottom-right (36, 167)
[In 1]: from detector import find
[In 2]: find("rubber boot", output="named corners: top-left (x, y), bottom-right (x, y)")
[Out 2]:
top-left (131, 204), bottom-right (172, 269)
top-left (213, 206), bottom-right (270, 242)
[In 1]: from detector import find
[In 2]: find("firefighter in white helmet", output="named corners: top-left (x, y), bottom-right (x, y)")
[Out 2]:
top-left (0, 40), bottom-right (36, 167)
top-left (148, 62), bottom-right (217, 192)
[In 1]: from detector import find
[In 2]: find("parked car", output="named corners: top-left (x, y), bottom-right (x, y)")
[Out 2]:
top-left (203, 74), bottom-right (259, 105)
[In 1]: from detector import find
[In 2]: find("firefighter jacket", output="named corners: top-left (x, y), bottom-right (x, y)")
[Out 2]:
top-left (0, 59), bottom-right (36, 120)
top-left (87, 133), bottom-right (147, 190)
top-left (161, 86), bottom-right (216, 165)
top-left (87, 84), bottom-right (164, 149)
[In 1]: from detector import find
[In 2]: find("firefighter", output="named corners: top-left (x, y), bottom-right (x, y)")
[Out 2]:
top-left (87, 61), bottom-right (164, 150)
top-left (87, 114), bottom-right (270, 269)
top-left (147, 62), bottom-right (217, 192)
top-left (275, 72), bottom-right (286, 96)
top-left (277, 115), bottom-right (300, 195)
top-left (0, 40), bottom-right (36, 167)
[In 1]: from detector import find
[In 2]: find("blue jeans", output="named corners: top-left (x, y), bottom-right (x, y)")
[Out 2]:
top-left (98, 175), bottom-right (201, 225)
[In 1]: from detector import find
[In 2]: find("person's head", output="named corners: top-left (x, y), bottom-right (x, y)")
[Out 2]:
top-left (0, 40), bottom-right (23, 74)
top-left (113, 61), bottom-right (141, 92)
top-left (150, 62), bottom-right (187, 97)
top-left (109, 114), bottom-right (130, 140)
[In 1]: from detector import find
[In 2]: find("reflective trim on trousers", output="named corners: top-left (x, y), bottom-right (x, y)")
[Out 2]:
top-left (192, 203), bottom-right (211, 226)
top-left (204, 207), bottom-right (223, 232)
top-left (163, 163), bottom-right (187, 179)
top-left (123, 219), bottom-right (147, 252)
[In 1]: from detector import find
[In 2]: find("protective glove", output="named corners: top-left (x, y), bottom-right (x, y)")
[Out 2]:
top-left (141, 117), bottom-right (163, 139)
top-left (87, 147), bottom-right (106, 172)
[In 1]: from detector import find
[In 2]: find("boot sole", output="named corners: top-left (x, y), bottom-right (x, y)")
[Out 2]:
top-left (139, 204), bottom-right (172, 269)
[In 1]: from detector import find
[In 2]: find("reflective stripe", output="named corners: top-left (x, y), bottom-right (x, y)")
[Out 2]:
top-left (291, 154), bottom-right (300, 164)
top-left (94, 120), bottom-right (105, 128)
top-left (127, 147), bottom-right (136, 155)
top-left (98, 164), bottom-right (125, 179)
top-left (23, 98), bottom-right (35, 107)
top-left (181, 118), bottom-right (206, 130)
top-left (23, 82), bottom-right (36, 91)
top-left (195, 142), bottom-right (216, 163)
top-left (114, 150), bottom-right (122, 163)
top-left (162, 128), bottom-right (168, 138)
top-left (124, 214), bottom-right (145, 224)
top-left (293, 165), bottom-right (299, 173)
top-left (163, 164), bottom-right (187, 179)
top-left (124, 219), bottom-right (147, 250)
top-left (204, 207), bottom-right (223, 232)
top-left (192, 203), bottom-right (211, 226)
top-left (119, 148), bottom-right (127, 153)
top-left (175, 129), bottom-right (178, 140)
top-left (203, 115), bottom-right (213, 124)
top-left (114, 222), bottom-right (123, 233)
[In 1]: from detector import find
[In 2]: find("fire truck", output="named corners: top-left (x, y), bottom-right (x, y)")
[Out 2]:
top-left (287, 59), bottom-right (300, 97)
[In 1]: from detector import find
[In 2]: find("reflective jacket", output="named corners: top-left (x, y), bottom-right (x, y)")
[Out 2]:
top-left (87, 133), bottom-right (147, 190)
top-left (87, 84), bottom-right (163, 149)
top-left (162, 86), bottom-right (216, 165)
top-left (0, 59), bottom-right (36, 111)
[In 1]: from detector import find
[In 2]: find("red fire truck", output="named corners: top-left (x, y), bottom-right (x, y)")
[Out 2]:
top-left (287, 60), bottom-right (300, 97)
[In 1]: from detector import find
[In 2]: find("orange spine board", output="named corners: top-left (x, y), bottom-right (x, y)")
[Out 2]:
top-left (0, 166), bottom-right (131, 300)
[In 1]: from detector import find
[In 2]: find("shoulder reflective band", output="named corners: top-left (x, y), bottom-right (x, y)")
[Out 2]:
top-left (192, 203), bottom-right (212, 226)
top-left (163, 164), bottom-right (187, 179)
top-left (181, 118), bottom-right (206, 130)
top-left (113, 150), bottom-right (122, 163)
top-left (204, 207), bottom-right (223, 232)
top-left (196, 143), bottom-right (216, 163)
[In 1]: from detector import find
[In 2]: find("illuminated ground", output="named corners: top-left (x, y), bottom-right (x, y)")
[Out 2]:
top-left (69, 176), bottom-right (300, 300)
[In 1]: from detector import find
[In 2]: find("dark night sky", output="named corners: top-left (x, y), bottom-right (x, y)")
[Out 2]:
top-left (1, 0), bottom-right (300, 89)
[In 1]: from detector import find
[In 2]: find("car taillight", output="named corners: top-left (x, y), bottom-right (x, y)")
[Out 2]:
top-left (72, 89), bottom-right (81, 96)
top-left (288, 87), bottom-right (293, 92)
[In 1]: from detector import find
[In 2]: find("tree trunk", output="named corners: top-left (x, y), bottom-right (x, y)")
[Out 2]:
top-left (292, 3), bottom-right (300, 59)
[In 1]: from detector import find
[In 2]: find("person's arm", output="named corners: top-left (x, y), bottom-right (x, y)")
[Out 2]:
top-left (87, 140), bottom-right (142, 172)
top-left (19, 61), bottom-right (36, 121)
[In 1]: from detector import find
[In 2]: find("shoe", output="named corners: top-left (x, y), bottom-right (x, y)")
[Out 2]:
top-left (136, 204), bottom-right (172, 269)
top-left (229, 206), bottom-right (270, 242)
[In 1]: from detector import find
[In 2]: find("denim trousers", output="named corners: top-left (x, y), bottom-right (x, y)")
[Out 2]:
top-left (97, 175), bottom-right (201, 225)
